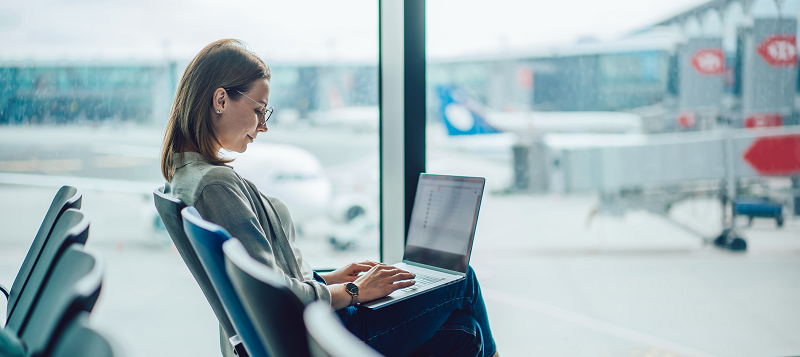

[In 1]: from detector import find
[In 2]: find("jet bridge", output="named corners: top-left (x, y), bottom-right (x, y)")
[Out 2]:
top-left (519, 127), bottom-right (800, 250)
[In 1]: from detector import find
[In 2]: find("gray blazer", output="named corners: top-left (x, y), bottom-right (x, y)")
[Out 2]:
top-left (169, 152), bottom-right (331, 304)
top-left (167, 152), bottom-right (332, 355)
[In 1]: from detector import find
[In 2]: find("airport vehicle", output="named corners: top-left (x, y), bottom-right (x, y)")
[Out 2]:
top-left (735, 196), bottom-right (784, 227)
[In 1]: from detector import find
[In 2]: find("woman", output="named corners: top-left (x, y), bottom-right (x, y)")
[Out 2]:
top-left (161, 39), bottom-right (498, 357)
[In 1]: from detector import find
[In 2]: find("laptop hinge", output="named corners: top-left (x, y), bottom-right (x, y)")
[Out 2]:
top-left (402, 260), bottom-right (466, 276)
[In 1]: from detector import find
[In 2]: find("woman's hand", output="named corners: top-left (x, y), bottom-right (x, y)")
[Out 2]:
top-left (329, 264), bottom-right (416, 310)
top-left (353, 265), bottom-right (416, 303)
top-left (320, 261), bottom-right (383, 285)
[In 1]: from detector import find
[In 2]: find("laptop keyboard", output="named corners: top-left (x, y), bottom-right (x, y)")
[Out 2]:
top-left (399, 272), bottom-right (445, 292)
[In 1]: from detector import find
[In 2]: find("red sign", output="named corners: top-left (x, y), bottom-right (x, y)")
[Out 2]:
top-left (756, 34), bottom-right (798, 67)
top-left (744, 113), bottom-right (783, 128)
top-left (743, 135), bottom-right (800, 176)
top-left (691, 49), bottom-right (725, 75)
top-left (677, 111), bottom-right (696, 129)
top-left (516, 67), bottom-right (533, 90)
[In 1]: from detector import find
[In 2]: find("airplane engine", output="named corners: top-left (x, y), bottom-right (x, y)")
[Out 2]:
top-left (329, 193), bottom-right (374, 223)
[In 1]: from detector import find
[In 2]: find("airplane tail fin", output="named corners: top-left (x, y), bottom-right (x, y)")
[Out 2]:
top-left (437, 86), bottom-right (501, 136)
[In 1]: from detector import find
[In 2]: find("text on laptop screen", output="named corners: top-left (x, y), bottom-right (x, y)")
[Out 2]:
top-left (404, 174), bottom-right (484, 273)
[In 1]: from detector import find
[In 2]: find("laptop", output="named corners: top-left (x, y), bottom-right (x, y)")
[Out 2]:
top-left (361, 173), bottom-right (485, 309)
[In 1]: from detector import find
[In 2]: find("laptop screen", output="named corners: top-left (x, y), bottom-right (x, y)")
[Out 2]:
top-left (404, 174), bottom-right (485, 274)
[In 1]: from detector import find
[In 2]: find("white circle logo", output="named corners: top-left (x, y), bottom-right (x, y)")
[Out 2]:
top-left (444, 103), bottom-right (475, 131)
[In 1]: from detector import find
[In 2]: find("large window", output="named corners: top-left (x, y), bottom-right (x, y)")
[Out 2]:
top-left (0, 2), bottom-right (378, 356)
top-left (427, 0), bottom-right (800, 356)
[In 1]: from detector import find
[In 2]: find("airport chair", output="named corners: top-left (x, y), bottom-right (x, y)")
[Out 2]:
top-left (223, 238), bottom-right (312, 357)
top-left (49, 311), bottom-right (116, 357)
top-left (20, 244), bottom-right (104, 357)
top-left (4, 208), bottom-right (89, 336)
top-left (2, 186), bottom-right (82, 318)
top-left (181, 206), bottom-right (269, 357)
top-left (304, 301), bottom-right (384, 357)
top-left (152, 187), bottom-right (239, 343)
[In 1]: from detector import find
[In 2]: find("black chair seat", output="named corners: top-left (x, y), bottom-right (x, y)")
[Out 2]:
top-left (223, 238), bottom-right (311, 357)
top-left (182, 206), bottom-right (269, 357)
top-left (153, 186), bottom-right (237, 338)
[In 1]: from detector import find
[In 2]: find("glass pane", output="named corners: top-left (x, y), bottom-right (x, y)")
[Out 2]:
top-left (427, 0), bottom-right (800, 356)
top-left (0, 1), bottom-right (377, 355)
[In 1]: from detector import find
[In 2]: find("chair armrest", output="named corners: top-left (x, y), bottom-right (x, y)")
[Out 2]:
top-left (0, 283), bottom-right (8, 301)
top-left (0, 327), bottom-right (25, 357)
top-left (228, 334), bottom-right (249, 357)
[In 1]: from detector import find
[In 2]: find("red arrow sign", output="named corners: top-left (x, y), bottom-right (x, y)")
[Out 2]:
top-left (691, 49), bottom-right (725, 75)
top-left (743, 135), bottom-right (800, 176)
top-left (757, 34), bottom-right (798, 67)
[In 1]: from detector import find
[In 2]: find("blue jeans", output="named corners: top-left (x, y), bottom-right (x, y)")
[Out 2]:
top-left (336, 267), bottom-right (496, 357)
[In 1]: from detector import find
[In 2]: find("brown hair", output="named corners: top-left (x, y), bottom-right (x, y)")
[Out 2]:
top-left (160, 39), bottom-right (270, 181)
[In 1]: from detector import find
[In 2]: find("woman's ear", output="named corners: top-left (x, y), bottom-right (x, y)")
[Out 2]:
top-left (212, 87), bottom-right (227, 114)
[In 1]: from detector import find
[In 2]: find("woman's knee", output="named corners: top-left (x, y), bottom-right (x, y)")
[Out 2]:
top-left (441, 311), bottom-right (483, 357)
top-left (465, 265), bottom-right (482, 293)
top-left (411, 311), bottom-right (483, 357)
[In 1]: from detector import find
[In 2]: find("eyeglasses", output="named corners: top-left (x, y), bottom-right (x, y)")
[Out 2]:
top-left (232, 89), bottom-right (273, 126)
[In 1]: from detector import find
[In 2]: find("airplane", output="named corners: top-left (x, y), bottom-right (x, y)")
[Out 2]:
top-left (196, 141), bottom-right (377, 247)
top-left (0, 141), bottom-right (374, 249)
top-left (222, 142), bottom-right (332, 225)
top-left (437, 85), bottom-right (644, 136)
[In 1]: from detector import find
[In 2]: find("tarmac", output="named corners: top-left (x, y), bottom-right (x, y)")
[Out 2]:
top-left (1, 124), bottom-right (799, 357)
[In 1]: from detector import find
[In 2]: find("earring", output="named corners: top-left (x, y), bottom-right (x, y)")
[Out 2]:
top-left (216, 109), bottom-right (221, 114)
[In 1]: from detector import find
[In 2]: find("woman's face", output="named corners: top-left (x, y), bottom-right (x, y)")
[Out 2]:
top-left (212, 79), bottom-right (270, 153)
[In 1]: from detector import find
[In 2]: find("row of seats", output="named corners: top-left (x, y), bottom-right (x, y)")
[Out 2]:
top-left (155, 187), bottom-right (383, 357)
top-left (0, 184), bottom-right (381, 357)
top-left (0, 186), bottom-right (115, 357)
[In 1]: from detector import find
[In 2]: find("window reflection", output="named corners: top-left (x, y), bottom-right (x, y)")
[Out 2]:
top-left (0, 1), bottom-right (378, 355)
top-left (427, 0), bottom-right (800, 356)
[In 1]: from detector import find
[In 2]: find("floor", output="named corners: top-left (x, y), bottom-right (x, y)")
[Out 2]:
top-left (1, 186), bottom-right (798, 357)
top-left (0, 125), bottom-right (799, 356)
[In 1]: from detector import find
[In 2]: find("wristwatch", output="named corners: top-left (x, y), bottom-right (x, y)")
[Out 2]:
top-left (345, 283), bottom-right (359, 306)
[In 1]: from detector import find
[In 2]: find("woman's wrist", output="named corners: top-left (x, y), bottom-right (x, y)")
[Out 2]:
top-left (318, 272), bottom-right (332, 284)
top-left (329, 284), bottom-right (356, 311)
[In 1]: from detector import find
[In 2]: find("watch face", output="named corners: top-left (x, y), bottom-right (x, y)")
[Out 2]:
top-left (346, 283), bottom-right (359, 295)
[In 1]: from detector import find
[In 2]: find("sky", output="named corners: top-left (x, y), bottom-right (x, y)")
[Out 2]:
top-left (0, 0), bottom-right (711, 63)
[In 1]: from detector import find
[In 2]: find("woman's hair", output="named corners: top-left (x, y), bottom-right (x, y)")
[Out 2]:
top-left (160, 39), bottom-right (270, 181)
